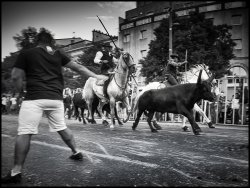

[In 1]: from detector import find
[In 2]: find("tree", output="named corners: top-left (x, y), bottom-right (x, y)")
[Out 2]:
top-left (140, 11), bottom-right (236, 83)
top-left (1, 53), bottom-right (19, 93)
top-left (2, 27), bottom-right (57, 93)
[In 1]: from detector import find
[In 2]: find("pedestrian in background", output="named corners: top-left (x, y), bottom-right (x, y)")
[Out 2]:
top-left (231, 94), bottom-right (240, 124)
top-left (10, 94), bottom-right (17, 114)
top-left (2, 94), bottom-right (8, 114)
top-left (1, 30), bottom-right (107, 184)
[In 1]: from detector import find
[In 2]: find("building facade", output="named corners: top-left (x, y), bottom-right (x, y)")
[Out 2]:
top-left (58, 30), bottom-right (118, 62)
top-left (118, 1), bottom-right (249, 92)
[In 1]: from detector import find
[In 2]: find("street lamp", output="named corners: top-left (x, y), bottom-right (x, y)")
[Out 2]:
top-left (169, 1), bottom-right (173, 60)
top-left (168, 2), bottom-right (180, 59)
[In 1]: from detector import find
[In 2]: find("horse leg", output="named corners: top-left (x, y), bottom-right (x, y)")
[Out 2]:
top-left (147, 111), bottom-right (158, 132)
top-left (181, 108), bottom-right (201, 135)
top-left (181, 116), bottom-right (190, 132)
top-left (194, 103), bottom-right (215, 128)
top-left (132, 110), bottom-right (144, 130)
top-left (90, 97), bottom-right (99, 124)
top-left (98, 102), bottom-right (109, 126)
top-left (74, 106), bottom-right (79, 120)
top-left (86, 98), bottom-right (95, 124)
top-left (109, 98), bottom-right (116, 130)
top-left (121, 96), bottom-right (131, 122)
top-left (115, 105), bottom-right (123, 126)
top-left (152, 112), bottom-right (162, 130)
top-left (81, 108), bottom-right (87, 124)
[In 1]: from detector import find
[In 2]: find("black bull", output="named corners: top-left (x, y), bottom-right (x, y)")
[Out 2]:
top-left (132, 70), bottom-right (215, 135)
top-left (73, 92), bottom-right (123, 125)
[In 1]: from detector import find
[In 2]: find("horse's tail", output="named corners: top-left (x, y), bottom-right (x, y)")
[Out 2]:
top-left (83, 77), bottom-right (95, 99)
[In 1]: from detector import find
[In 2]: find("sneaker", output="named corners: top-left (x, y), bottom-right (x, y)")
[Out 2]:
top-left (69, 152), bottom-right (83, 161)
top-left (1, 171), bottom-right (22, 184)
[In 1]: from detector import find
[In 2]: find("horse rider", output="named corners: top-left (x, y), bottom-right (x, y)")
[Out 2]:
top-left (164, 53), bottom-right (187, 86)
top-left (94, 43), bottom-right (118, 86)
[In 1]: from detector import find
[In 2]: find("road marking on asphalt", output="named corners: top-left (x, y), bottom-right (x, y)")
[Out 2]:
top-left (210, 155), bottom-right (248, 164)
top-left (113, 137), bottom-right (157, 145)
top-left (2, 134), bottom-right (160, 169)
top-left (83, 140), bottom-right (110, 156)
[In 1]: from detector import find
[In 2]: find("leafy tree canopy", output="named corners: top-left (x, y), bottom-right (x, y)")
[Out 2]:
top-left (140, 11), bottom-right (236, 83)
top-left (2, 27), bottom-right (61, 94)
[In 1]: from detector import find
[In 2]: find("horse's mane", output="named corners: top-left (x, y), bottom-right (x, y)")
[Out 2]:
top-left (181, 63), bottom-right (210, 82)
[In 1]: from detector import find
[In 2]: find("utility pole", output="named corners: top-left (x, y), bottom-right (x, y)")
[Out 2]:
top-left (169, 1), bottom-right (173, 59)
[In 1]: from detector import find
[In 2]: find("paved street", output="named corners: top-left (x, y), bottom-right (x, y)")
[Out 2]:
top-left (1, 114), bottom-right (249, 187)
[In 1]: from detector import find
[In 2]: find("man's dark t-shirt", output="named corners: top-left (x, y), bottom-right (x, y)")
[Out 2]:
top-left (14, 47), bottom-right (71, 100)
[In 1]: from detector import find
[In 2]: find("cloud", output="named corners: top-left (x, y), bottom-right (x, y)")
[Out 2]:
top-left (85, 16), bottom-right (114, 21)
top-left (97, 2), bottom-right (136, 12)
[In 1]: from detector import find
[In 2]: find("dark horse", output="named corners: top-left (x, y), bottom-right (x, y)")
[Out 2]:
top-left (131, 70), bottom-right (215, 135)
top-left (73, 92), bottom-right (123, 125)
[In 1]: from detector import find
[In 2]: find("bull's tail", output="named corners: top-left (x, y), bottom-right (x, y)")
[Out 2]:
top-left (123, 95), bottom-right (140, 123)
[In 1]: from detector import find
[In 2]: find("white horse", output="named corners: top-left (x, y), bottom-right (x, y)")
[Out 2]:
top-left (128, 64), bottom-right (216, 131)
top-left (83, 52), bottom-right (136, 130)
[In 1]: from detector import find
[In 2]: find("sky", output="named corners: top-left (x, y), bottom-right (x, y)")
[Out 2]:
top-left (1, 1), bottom-right (136, 61)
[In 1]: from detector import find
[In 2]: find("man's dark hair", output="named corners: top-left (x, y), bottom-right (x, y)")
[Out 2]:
top-left (37, 30), bottom-right (54, 45)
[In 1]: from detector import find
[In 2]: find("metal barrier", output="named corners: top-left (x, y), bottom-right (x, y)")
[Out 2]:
top-left (201, 77), bottom-right (249, 125)
top-left (128, 77), bottom-right (249, 125)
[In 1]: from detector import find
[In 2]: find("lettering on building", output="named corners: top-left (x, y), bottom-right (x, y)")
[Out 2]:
top-left (176, 8), bottom-right (195, 16)
top-left (199, 4), bottom-right (221, 13)
top-left (136, 17), bottom-right (152, 26)
top-left (154, 13), bottom-right (169, 21)
top-left (225, 1), bottom-right (246, 9)
top-left (121, 22), bottom-right (134, 30)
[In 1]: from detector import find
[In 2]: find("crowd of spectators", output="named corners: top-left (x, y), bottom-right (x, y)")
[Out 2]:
top-left (2, 93), bottom-right (22, 115)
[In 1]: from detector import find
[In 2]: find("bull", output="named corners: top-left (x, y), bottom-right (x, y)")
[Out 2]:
top-left (132, 70), bottom-right (215, 135)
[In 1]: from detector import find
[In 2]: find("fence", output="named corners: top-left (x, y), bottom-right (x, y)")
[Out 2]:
top-left (128, 77), bottom-right (249, 125)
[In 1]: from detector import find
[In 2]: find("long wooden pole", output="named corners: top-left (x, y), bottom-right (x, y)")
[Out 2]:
top-left (97, 15), bottom-right (138, 86)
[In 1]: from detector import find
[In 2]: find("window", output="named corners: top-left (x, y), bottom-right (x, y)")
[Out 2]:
top-left (233, 39), bottom-right (242, 49)
top-left (141, 50), bottom-right (147, 58)
top-left (124, 34), bottom-right (130, 43)
top-left (232, 15), bottom-right (242, 25)
top-left (140, 30), bottom-right (147, 39)
top-left (207, 18), bottom-right (214, 22)
top-left (184, 2), bottom-right (193, 7)
top-left (146, 11), bottom-right (154, 16)
top-left (164, 7), bottom-right (171, 12)
top-left (228, 66), bottom-right (247, 77)
top-left (71, 40), bottom-right (75, 44)
top-left (131, 16), bottom-right (137, 20)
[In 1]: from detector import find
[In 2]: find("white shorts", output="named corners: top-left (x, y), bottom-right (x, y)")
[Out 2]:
top-left (18, 100), bottom-right (67, 135)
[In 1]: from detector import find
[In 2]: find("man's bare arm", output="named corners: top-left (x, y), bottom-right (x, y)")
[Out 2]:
top-left (65, 61), bottom-right (107, 80)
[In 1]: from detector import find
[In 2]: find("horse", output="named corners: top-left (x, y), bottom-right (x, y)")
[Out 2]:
top-left (131, 70), bottom-right (215, 135)
top-left (83, 51), bottom-right (136, 130)
top-left (73, 91), bottom-right (124, 125)
top-left (126, 64), bottom-right (216, 131)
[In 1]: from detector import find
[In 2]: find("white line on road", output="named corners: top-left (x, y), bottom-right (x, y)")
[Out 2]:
top-left (210, 155), bottom-right (248, 164)
top-left (2, 134), bottom-right (160, 169)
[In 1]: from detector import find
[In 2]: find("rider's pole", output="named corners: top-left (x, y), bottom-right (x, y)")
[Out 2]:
top-left (97, 15), bottom-right (138, 86)
top-left (185, 50), bottom-right (187, 83)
